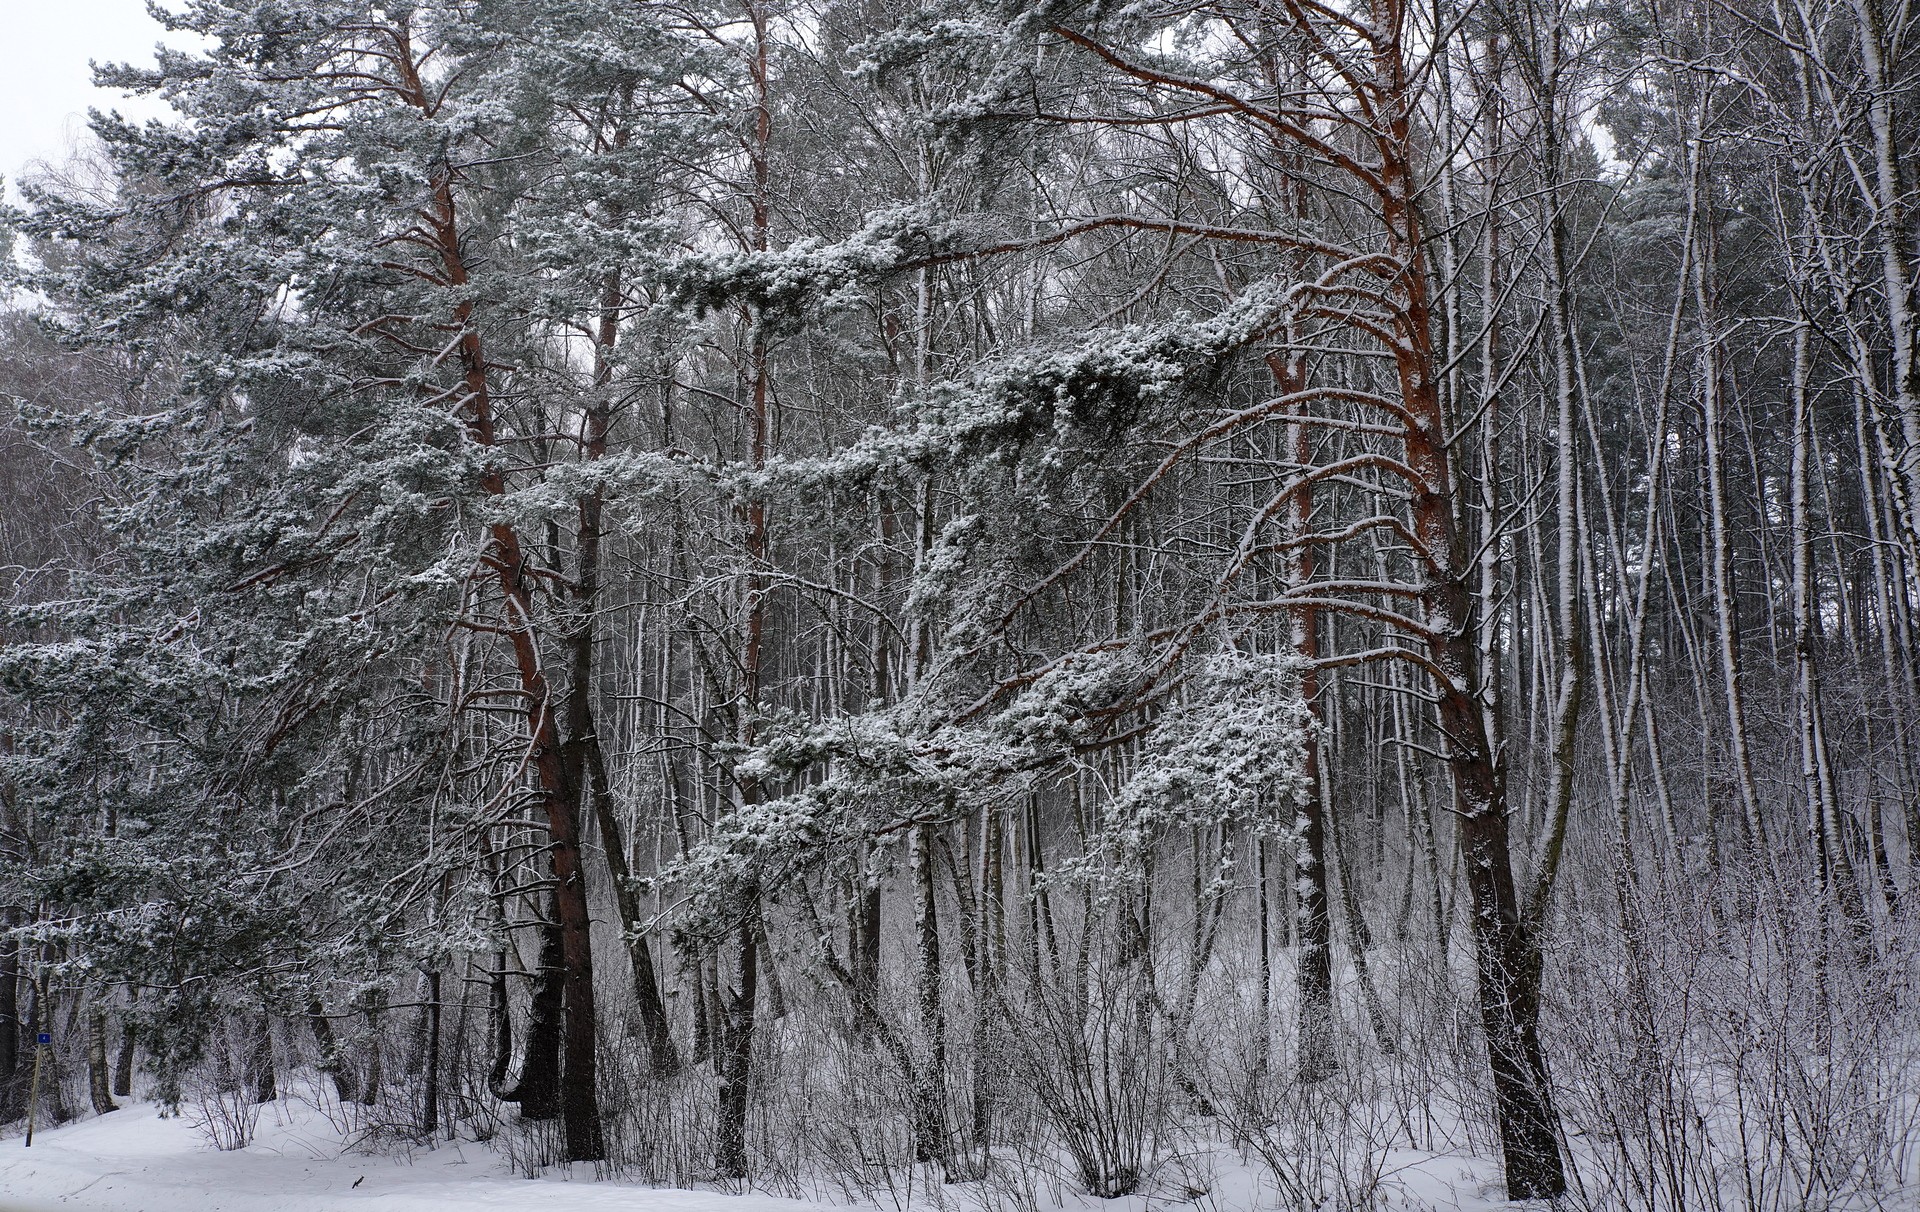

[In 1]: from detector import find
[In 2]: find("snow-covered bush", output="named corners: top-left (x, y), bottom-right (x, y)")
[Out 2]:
top-left (181, 1019), bottom-right (272, 1151)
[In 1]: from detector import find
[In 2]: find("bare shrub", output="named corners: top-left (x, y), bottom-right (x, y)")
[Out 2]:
top-left (1550, 853), bottom-right (1920, 1211)
top-left (998, 958), bottom-right (1172, 1198)
top-left (752, 995), bottom-right (919, 1205)
top-left (181, 1022), bottom-right (267, 1151)
top-left (1195, 964), bottom-right (1399, 1210)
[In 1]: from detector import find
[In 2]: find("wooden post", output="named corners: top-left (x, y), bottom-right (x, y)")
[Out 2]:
top-left (24, 1035), bottom-right (47, 1147)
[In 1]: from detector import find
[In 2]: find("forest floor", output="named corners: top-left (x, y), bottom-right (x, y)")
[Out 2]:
top-left (0, 1097), bottom-right (1520, 1212)
top-left (0, 1100), bottom-right (830, 1212)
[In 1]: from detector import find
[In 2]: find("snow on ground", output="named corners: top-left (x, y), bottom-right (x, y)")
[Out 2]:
top-left (0, 1099), bottom-right (1524, 1212)
top-left (0, 1101), bottom-right (834, 1212)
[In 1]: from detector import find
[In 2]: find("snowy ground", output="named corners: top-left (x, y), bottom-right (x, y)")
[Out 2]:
top-left (0, 1099), bottom-right (1519, 1212)
top-left (0, 1101), bottom-right (838, 1212)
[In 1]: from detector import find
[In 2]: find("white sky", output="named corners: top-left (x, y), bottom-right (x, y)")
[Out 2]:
top-left (0, 0), bottom-right (181, 195)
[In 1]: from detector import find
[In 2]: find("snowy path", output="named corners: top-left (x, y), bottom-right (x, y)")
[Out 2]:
top-left (0, 1102), bottom-right (836, 1212)
top-left (0, 1099), bottom-right (1521, 1212)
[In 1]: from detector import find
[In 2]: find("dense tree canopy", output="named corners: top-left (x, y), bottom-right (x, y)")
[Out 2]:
top-left (1, 0), bottom-right (1917, 1205)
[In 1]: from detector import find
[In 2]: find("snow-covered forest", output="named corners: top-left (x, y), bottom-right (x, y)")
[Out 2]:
top-left (0, 0), bottom-right (1917, 1206)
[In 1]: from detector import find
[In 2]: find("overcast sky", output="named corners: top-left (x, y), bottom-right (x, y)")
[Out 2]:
top-left (0, 0), bottom-right (182, 193)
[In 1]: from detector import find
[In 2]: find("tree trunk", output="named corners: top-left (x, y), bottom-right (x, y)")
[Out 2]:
top-left (911, 821), bottom-right (948, 1164)
top-left (584, 734), bottom-right (680, 1079)
top-left (566, 246), bottom-right (681, 1082)
top-left (394, 18), bottom-right (606, 1157)
top-left (0, 918), bottom-right (17, 1116)
top-left (504, 922), bottom-right (564, 1121)
top-left (1686, 130), bottom-right (1766, 850)
top-left (1274, 350), bottom-right (1337, 1083)
top-left (1791, 321), bottom-right (1873, 939)
top-left (308, 1000), bottom-right (358, 1105)
top-left (712, 3), bottom-right (776, 1176)
top-left (486, 956), bottom-right (513, 1101)
top-left (113, 1021), bottom-right (135, 1099)
top-left (87, 1008), bottom-right (117, 1116)
top-left (715, 905), bottom-right (759, 1179)
top-left (249, 1016), bottom-right (276, 1105)
top-left (420, 969), bottom-right (442, 1138)
top-left (361, 989), bottom-right (384, 1108)
top-left (1378, 52), bottom-right (1568, 1194)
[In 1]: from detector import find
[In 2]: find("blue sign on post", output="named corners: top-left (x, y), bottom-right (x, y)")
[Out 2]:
top-left (35, 1033), bottom-right (49, 1045)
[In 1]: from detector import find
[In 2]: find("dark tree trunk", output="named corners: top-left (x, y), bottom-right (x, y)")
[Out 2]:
top-left (486, 954), bottom-right (512, 1099)
top-left (361, 989), bottom-right (384, 1108)
top-left (0, 919), bottom-right (17, 1116)
top-left (307, 1000), bottom-right (358, 1105)
top-left (249, 1016), bottom-right (276, 1105)
top-left (87, 1008), bottom-right (118, 1115)
top-left (714, 903), bottom-right (759, 1179)
top-left (855, 871), bottom-right (881, 1004)
top-left (528, 661), bottom-right (604, 1162)
top-left (505, 922), bottom-right (564, 1121)
top-left (1277, 351), bottom-right (1337, 1083)
top-left (400, 33), bottom-right (606, 1156)
top-left (421, 969), bottom-right (441, 1138)
top-left (1416, 304), bottom-right (1568, 1208)
top-left (583, 734), bottom-right (680, 1079)
top-left (1456, 782), bottom-right (1566, 1202)
top-left (1377, 59), bottom-right (1568, 1198)
top-left (563, 252), bottom-right (681, 1086)
top-left (1418, 414), bottom-right (1567, 1199)
top-left (911, 823), bottom-right (947, 1165)
top-left (1292, 732), bottom-right (1337, 1083)
top-left (113, 1020), bottom-right (135, 1098)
